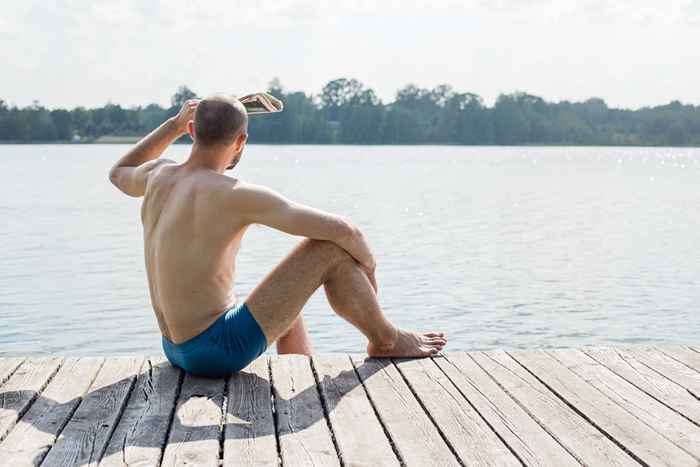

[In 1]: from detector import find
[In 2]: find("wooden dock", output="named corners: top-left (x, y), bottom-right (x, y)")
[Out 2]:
top-left (0, 347), bottom-right (699, 466)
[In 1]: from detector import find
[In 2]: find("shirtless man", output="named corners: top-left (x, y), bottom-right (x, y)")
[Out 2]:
top-left (108, 95), bottom-right (446, 377)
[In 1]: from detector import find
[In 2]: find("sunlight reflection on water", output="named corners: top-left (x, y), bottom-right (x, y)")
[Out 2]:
top-left (1, 144), bottom-right (699, 355)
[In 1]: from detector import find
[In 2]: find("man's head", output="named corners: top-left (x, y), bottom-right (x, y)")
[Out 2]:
top-left (188, 94), bottom-right (248, 170)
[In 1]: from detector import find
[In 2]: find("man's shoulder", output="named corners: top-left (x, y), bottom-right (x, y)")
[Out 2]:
top-left (218, 178), bottom-right (283, 213)
top-left (214, 176), bottom-right (272, 196)
top-left (142, 159), bottom-right (178, 192)
top-left (201, 174), bottom-right (254, 202)
top-left (145, 158), bottom-right (178, 174)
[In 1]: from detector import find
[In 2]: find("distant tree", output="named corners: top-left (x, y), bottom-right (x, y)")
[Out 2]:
top-left (139, 103), bottom-right (168, 133)
top-left (319, 78), bottom-right (366, 110)
top-left (50, 109), bottom-right (72, 140)
top-left (267, 78), bottom-right (284, 98)
top-left (317, 78), bottom-right (383, 143)
top-left (171, 86), bottom-right (197, 108)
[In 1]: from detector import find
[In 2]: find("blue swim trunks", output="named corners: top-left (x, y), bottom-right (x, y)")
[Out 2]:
top-left (161, 302), bottom-right (267, 378)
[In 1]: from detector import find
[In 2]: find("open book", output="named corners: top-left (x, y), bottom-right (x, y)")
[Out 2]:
top-left (239, 92), bottom-right (284, 115)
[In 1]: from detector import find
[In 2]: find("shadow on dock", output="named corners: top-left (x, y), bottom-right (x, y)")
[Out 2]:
top-left (0, 355), bottom-right (387, 465)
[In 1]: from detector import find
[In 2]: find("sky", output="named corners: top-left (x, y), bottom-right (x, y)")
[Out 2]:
top-left (1, 0), bottom-right (699, 110)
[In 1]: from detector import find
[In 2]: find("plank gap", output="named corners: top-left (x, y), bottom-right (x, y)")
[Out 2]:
top-left (390, 358), bottom-right (466, 467)
top-left (96, 358), bottom-right (145, 464)
top-left (155, 363), bottom-right (185, 467)
top-left (504, 351), bottom-right (649, 467)
top-left (658, 347), bottom-right (700, 375)
top-left (0, 357), bottom-right (64, 443)
top-left (38, 357), bottom-right (144, 466)
top-left (637, 358), bottom-right (698, 396)
top-left (582, 349), bottom-right (700, 429)
top-left (0, 358), bottom-right (25, 388)
top-left (432, 355), bottom-right (528, 467)
top-left (40, 357), bottom-right (107, 465)
top-left (348, 355), bottom-right (406, 467)
top-left (267, 356), bottom-right (283, 467)
top-left (219, 373), bottom-right (229, 464)
top-left (309, 356), bottom-right (345, 467)
top-left (545, 349), bottom-right (700, 461)
top-left (468, 352), bottom-right (589, 466)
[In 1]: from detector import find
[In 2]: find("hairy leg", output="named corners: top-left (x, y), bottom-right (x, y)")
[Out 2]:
top-left (245, 238), bottom-right (446, 357)
top-left (321, 259), bottom-right (447, 357)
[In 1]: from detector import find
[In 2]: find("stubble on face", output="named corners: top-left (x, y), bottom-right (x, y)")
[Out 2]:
top-left (226, 150), bottom-right (242, 170)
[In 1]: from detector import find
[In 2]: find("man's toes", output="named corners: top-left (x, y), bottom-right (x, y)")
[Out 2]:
top-left (425, 331), bottom-right (444, 338)
top-left (424, 342), bottom-right (444, 352)
top-left (427, 337), bottom-right (446, 345)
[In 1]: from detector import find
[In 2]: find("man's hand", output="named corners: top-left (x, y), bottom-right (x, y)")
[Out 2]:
top-left (171, 99), bottom-right (200, 136)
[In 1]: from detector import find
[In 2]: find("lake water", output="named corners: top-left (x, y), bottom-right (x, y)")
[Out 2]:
top-left (2, 144), bottom-right (699, 356)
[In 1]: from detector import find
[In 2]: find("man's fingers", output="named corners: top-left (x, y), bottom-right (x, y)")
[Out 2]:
top-left (184, 99), bottom-right (199, 113)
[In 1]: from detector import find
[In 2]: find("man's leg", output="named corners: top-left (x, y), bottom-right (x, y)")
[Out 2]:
top-left (276, 315), bottom-right (313, 355)
top-left (245, 239), bottom-right (446, 357)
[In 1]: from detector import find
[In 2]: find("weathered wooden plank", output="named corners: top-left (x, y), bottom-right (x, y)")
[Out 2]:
top-left (627, 347), bottom-right (700, 398)
top-left (41, 356), bottom-right (144, 467)
top-left (584, 347), bottom-right (700, 425)
top-left (99, 357), bottom-right (182, 467)
top-left (550, 349), bottom-right (700, 457)
top-left (313, 354), bottom-right (399, 467)
top-left (223, 356), bottom-right (278, 467)
top-left (161, 373), bottom-right (225, 467)
top-left (394, 357), bottom-right (520, 466)
top-left (472, 351), bottom-right (635, 466)
top-left (350, 355), bottom-right (460, 467)
top-left (0, 358), bottom-right (24, 387)
top-left (0, 357), bottom-right (103, 467)
top-left (510, 350), bottom-right (699, 466)
top-left (0, 357), bottom-right (63, 441)
top-left (660, 346), bottom-right (700, 372)
top-left (271, 354), bottom-right (339, 467)
top-left (435, 352), bottom-right (579, 466)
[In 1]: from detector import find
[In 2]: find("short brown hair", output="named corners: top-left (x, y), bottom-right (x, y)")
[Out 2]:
top-left (193, 95), bottom-right (248, 146)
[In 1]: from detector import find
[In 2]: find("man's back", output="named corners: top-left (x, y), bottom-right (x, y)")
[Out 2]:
top-left (142, 164), bottom-right (245, 343)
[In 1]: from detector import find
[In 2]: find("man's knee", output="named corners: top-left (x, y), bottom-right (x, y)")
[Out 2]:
top-left (300, 239), bottom-right (353, 266)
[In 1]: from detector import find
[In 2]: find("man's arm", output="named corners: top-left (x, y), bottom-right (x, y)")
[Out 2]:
top-left (108, 99), bottom-right (198, 197)
top-left (229, 182), bottom-right (378, 290)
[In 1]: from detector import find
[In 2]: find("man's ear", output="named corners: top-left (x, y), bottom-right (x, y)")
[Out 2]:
top-left (187, 120), bottom-right (194, 139)
top-left (235, 132), bottom-right (247, 151)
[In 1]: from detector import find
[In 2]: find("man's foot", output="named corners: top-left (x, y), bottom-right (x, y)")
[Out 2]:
top-left (366, 329), bottom-right (447, 358)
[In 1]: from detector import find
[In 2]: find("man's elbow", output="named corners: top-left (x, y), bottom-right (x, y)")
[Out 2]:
top-left (337, 217), bottom-right (363, 242)
top-left (108, 167), bottom-right (118, 187)
top-left (107, 167), bottom-right (136, 196)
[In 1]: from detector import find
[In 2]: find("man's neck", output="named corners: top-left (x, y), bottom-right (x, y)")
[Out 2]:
top-left (185, 144), bottom-right (229, 174)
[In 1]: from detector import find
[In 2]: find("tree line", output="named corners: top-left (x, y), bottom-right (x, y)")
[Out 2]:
top-left (1, 78), bottom-right (699, 146)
